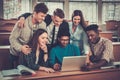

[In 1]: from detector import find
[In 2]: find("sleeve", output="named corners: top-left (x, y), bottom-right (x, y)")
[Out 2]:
top-left (82, 31), bottom-right (90, 54)
top-left (24, 53), bottom-right (40, 70)
top-left (102, 40), bottom-right (114, 62)
top-left (18, 13), bottom-right (32, 20)
top-left (59, 21), bottom-right (69, 32)
top-left (49, 48), bottom-right (56, 68)
top-left (44, 14), bottom-right (52, 26)
top-left (9, 22), bottom-right (23, 52)
top-left (73, 45), bottom-right (81, 56)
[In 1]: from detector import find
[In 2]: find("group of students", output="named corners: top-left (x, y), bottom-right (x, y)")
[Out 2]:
top-left (9, 3), bottom-right (114, 73)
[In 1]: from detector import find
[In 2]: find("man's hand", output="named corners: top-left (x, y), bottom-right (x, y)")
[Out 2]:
top-left (18, 17), bottom-right (25, 28)
top-left (21, 45), bottom-right (31, 55)
top-left (53, 63), bottom-right (61, 71)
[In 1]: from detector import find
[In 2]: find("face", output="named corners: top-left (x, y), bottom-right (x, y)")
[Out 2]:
top-left (52, 16), bottom-right (63, 27)
top-left (38, 32), bottom-right (48, 46)
top-left (73, 16), bottom-right (81, 26)
top-left (34, 12), bottom-right (46, 23)
top-left (87, 30), bottom-right (99, 44)
top-left (59, 36), bottom-right (69, 47)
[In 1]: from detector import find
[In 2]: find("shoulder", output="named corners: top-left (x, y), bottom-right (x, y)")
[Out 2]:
top-left (101, 37), bottom-right (112, 43)
top-left (68, 44), bottom-right (79, 49)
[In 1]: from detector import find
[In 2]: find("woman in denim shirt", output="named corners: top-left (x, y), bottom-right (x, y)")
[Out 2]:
top-left (69, 10), bottom-right (90, 55)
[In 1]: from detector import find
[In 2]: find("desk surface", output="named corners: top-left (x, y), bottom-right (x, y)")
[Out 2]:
top-left (1, 68), bottom-right (120, 80)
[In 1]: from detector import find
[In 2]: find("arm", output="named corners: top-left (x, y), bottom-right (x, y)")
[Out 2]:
top-left (18, 13), bottom-right (32, 28)
top-left (87, 59), bottom-right (108, 70)
top-left (101, 40), bottom-right (114, 62)
top-left (49, 48), bottom-right (56, 68)
top-left (82, 31), bottom-right (90, 55)
top-left (24, 53), bottom-right (40, 70)
top-left (18, 13), bottom-right (32, 20)
top-left (73, 45), bottom-right (81, 56)
top-left (9, 22), bottom-right (23, 52)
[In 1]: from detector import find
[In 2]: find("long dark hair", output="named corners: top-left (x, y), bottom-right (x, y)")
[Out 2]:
top-left (72, 10), bottom-right (87, 29)
top-left (28, 29), bottom-right (47, 53)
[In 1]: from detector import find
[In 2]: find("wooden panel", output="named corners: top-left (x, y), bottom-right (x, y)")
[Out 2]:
top-left (113, 42), bottom-right (120, 61)
top-left (0, 32), bottom-right (10, 45)
top-left (100, 31), bottom-right (113, 40)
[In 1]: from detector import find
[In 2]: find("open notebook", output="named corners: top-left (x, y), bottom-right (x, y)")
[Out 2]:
top-left (61, 56), bottom-right (86, 72)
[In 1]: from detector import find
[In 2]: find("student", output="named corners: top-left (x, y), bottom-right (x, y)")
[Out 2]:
top-left (83, 24), bottom-right (114, 70)
top-left (18, 8), bottom-right (69, 49)
top-left (68, 10), bottom-right (90, 55)
top-left (49, 30), bottom-right (81, 71)
top-left (23, 29), bottom-right (54, 73)
top-left (9, 3), bottom-right (48, 69)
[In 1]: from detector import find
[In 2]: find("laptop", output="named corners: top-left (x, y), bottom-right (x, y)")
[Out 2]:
top-left (61, 56), bottom-right (86, 72)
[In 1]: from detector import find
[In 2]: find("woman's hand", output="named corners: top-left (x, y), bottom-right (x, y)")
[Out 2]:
top-left (40, 43), bottom-right (48, 53)
top-left (39, 67), bottom-right (55, 73)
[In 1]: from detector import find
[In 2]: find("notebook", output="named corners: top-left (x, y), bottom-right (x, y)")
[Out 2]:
top-left (61, 56), bottom-right (86, 72)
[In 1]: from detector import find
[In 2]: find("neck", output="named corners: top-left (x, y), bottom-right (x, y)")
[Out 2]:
top-left (95, 37), bottom-right (100, 44)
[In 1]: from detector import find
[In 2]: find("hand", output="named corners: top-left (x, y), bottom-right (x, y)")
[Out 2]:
top-left (40, 67), bottom-right (55, 73)
top-left (53, 63), bottom-right (61, 71)
top-left (18, 17), bottom-right (25, 28)
top-left (21, 45), bottom-right (31, 55)
top-left (40, 43), bottom-right (48, 53)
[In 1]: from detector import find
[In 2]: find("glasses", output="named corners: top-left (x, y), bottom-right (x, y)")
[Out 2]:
top-left (60, 39), bottom-right (69, 42)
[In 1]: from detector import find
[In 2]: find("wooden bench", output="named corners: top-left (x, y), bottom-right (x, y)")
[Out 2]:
top-left (100, 31), bottom-right (114, 41)
top-left (0, 46), bottom-right (10, 70)
top-left (0, 32), bottom-right (11, 45)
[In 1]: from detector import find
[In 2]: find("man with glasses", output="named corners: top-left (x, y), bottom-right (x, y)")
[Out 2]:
top-left (49, 25), bottom-right (81, 71)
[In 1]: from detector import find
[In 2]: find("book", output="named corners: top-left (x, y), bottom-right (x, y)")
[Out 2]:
top-left (1, 65), bottom-right (36, 77)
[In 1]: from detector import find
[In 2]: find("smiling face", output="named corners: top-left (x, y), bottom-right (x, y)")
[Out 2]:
top-left (52, 15), bottom-right (63, 27)
top-left (58, 36), bottom-right (69, 47)
top-left (38, 32), bottom-right (48, 46)
top-left (33, 12), bottom-right (46, 24)
top-left (73, 15), bottom-right (81, 26)
top-left (87, 30), bottom-right (99, 44)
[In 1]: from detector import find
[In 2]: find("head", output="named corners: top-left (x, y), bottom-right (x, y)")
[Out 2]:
top-left (28, 29), bottom-right (48, 52)
top-left (85, 24), bottom-right (100, 44)
top-left (52, 8), bottom-right (64, 27)
top-left (57, 30), bottom-right (70, 47)
top-left (72, 10), bottom-right (86, 27)
top-left (33, 3), bottom-right (48, 23)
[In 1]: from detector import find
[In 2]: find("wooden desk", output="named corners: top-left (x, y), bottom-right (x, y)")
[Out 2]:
top-left (1, 68), bottom-right (120, 80)
top-left (113, 42), bottom-right (120, 61)
top-left (0, 46), bottom-right (10, 70)
top-left (100, 31), bottom-right (114, 40)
